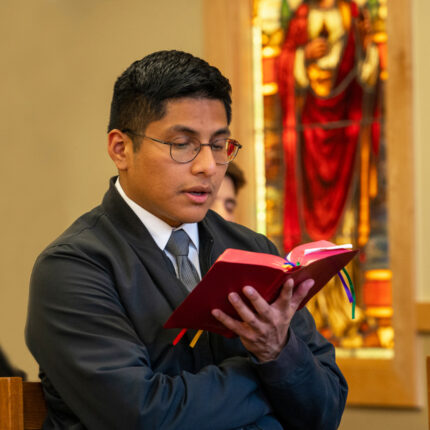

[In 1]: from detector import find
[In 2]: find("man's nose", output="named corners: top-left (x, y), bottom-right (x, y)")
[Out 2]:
top-left (191, 145), bottom-right (217, 175)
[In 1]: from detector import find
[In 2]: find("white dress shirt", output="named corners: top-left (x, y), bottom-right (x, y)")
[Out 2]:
top-left (115, 178), bottom-right (201, 278)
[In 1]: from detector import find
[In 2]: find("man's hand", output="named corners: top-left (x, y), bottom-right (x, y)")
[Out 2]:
top-left (211, 278), bottom-right (315, 363)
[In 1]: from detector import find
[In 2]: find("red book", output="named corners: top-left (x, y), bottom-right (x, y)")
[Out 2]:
top-left (164, 240), bottom-right (358, 338)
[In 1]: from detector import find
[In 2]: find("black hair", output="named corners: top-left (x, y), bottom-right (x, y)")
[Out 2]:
top-left (108, 50), bottom-right (232, 151)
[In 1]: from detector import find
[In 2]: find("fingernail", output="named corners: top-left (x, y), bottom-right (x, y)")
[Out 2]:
top-left (306, 279), bottom-right (315, 288)
top-left (229, 292), bottom-right (239, 303)
top-left (244, 286), bottom-right (255, 296)
top-left (212, 309), bottom-right (220, 317)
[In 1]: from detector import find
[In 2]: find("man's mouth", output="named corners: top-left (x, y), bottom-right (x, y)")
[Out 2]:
top-left (189, 191), bottom-right (207, 196)
top-left (184, 187), bottom-right (212, 203)
top-left (184, 186), bottom-right (211, 194)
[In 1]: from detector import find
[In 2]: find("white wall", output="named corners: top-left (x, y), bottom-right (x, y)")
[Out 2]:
top-left (0, 0), bottom-right (203, 381)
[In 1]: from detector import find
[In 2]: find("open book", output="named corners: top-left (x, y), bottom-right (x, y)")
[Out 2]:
top-left (164, 240), bottom-right (358, 342)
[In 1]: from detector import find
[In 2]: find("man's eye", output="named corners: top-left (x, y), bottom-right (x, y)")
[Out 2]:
top-left (224, 199), bottom-right (237, 213)
top-left (211, 140), bottom-right (226, 151)
top-left (172, 140), bottom-right (193, 150)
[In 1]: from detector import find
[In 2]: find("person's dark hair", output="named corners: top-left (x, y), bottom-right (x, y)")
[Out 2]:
top-left (225, 162), bottom-right (246, 195)
top-left (108, 50), bottom-right (232, 151)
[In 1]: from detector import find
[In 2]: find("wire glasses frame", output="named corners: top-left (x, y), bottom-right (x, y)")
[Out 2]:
top-left (121, 129), bottom-right (242, 165)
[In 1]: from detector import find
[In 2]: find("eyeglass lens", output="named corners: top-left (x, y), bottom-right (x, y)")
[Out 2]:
top-left (171, 138), bottom-right (238, 164)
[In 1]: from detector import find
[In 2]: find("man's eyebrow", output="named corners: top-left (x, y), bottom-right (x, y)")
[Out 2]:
top-left (168, 125), bottom-right (231, 137)
top-left (212, 127), bottom-right (231, 137)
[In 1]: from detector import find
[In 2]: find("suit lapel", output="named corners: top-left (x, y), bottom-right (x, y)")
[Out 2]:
top-left (101, 178), bottom-right (189, 311)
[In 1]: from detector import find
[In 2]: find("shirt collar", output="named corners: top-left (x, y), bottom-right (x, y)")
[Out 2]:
top-left (115, 178), bottom-right (199, 251)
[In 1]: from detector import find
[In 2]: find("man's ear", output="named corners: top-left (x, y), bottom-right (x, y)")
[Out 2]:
top-left (108, 129), bottom-right (131, 170)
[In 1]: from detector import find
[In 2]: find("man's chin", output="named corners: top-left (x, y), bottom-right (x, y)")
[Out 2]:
top-left (182, 208), bottom-right (210, 224)
top-left (165, 207), bottom-right (210, 227)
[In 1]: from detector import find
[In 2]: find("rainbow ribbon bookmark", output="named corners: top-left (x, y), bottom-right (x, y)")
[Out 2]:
top-left (172, 328), bottom-right (205, 348)
top-left (283, 256), bottom-right (356, 319)
top-left (337, 268), bottom-right (356, 319)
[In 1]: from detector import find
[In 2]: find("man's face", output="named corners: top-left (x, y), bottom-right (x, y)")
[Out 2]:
top-left (210, 175), bottom-right (237, 222)
top-left (117, 98), bottom-right (229, 227)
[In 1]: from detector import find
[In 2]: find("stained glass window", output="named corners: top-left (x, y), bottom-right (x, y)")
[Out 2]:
top-left (252, 0), bottom-right (392, 358)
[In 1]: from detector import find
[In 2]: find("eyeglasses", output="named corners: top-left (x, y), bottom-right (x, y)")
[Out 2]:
top-left (121, 129), bottom-right (242, 165)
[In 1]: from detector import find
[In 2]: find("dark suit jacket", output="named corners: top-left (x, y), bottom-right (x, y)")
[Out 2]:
top-left (26, 178), bottom-right (347, 430)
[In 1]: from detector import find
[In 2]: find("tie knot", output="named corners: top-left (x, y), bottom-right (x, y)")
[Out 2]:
top-left (166, 229), bottom-right (190, 257)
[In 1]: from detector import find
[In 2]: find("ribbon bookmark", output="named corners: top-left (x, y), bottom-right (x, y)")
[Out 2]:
top-left (337, 269), bottom-right (356, 319)
top-left (189, 330), bottom-right (204, 348)
top-left (284, 256), bottom-right (356, 319)
top-left (172, 328), bottom-right (205, 348)
top-left (173, 328), bottom-right (187, 345)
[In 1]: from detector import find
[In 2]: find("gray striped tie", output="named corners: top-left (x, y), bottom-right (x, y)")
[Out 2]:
top-left (166, 229), bottom-right (200, 291)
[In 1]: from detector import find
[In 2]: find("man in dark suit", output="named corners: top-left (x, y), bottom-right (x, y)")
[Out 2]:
top-left (26, 50), bottom-right (347, 429)
top-left (211, 162), bottom-right (246, 222)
